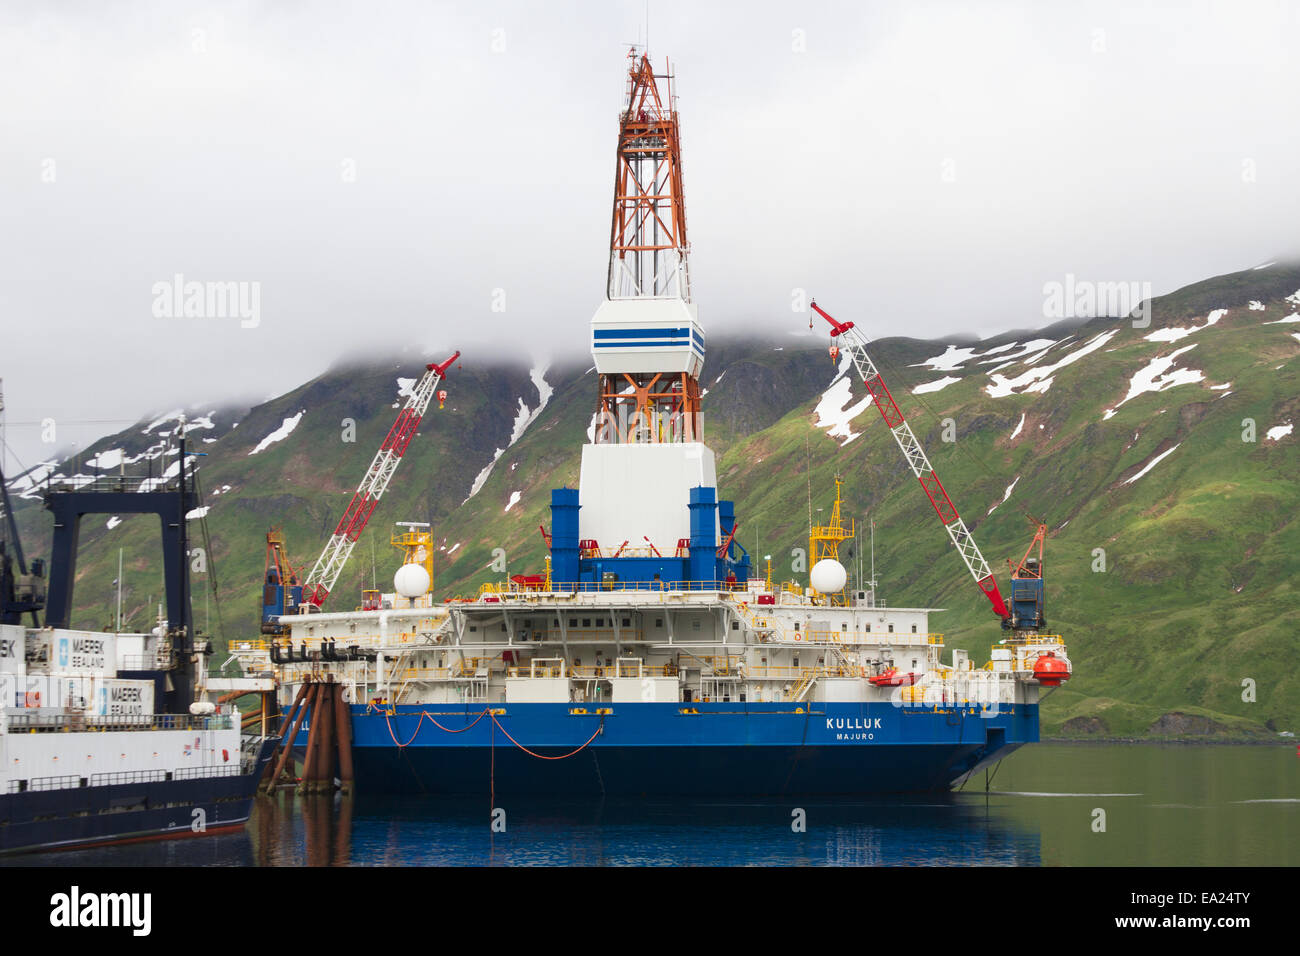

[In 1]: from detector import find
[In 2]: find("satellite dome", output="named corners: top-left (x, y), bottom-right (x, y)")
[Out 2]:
top-left (394, 563), bottom-right (431, 598)
top-left (809, 558), bottom-right (847, 594)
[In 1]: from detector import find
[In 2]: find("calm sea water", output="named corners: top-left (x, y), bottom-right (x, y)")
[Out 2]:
top-left (10, 744), bottom-right (1298, 866)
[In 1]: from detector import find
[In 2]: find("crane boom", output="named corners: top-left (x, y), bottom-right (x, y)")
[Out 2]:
top-left (300, 350), bottom-right (460, 609)
top-left (810, 302), bottom-right (1010, 621)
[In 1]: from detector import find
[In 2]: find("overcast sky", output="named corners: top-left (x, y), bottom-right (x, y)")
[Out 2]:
top-left (2, 0), bottom-right (1298, 470)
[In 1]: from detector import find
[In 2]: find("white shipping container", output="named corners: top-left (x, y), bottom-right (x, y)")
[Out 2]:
top-left (49, 630), bottom-right (116, 676)
top-left (0, 624), bottom-right (25, 676)
top-left (91, 679), bottom-right (154, 717)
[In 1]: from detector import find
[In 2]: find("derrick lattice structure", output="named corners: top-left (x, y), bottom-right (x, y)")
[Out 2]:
top-left (592, 51), bottom-right (701, 447)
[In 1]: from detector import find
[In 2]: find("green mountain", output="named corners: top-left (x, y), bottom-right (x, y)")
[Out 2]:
top-left (7, 262), bottom-right (1299, 740)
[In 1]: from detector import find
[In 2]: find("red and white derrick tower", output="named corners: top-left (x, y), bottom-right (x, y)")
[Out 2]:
top-left (580, 50), bottom-right (717, 557)
top-left (592, 50), bottom-right (702, 447)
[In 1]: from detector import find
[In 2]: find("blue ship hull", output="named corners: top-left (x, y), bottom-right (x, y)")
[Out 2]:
top-left (0, 738), bottom-right (277, 855)
top-left (341, 701), bottom-right (1037, 795)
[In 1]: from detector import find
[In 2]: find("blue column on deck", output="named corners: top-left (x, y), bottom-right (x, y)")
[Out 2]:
top-left (688, 486), bottom-right (718, 584)
top-left (550, 488), bottom-right (580, 585)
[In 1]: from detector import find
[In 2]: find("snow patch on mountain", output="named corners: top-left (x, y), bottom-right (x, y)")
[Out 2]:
top-left (914, 345), bottom-right (978, 371)
top-left (1144, 309), bottom-right (1225, 344)
top-left (912, 375), bottom-right (961, 395)
top-left (248, 411), bottom-right (305, 456)
top-left (985, 330), bottom-right (1118, 398)
top-left (1102, 344), bottom-right (1204, 420)
top-left (1125, 444), bottom-right (1181, 485)
top-left (987, 475), bottom-right (1020, 515)
top-left (814, 376), bottom-right (873, 446)
top-left (466, 366), bottom-right (554, 503)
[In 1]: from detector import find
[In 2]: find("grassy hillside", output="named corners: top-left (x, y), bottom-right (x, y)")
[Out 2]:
top-left (8, 262), bottom-right (1299, 739)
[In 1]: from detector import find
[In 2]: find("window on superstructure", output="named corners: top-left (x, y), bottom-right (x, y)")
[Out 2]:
top-left (596, 618), bottom-right (604, 627)
top-left (582, 619), bottom-right (591, 628)
top-left (469, 626), bottom-right (478, 633)
top-left (622, 618), bottom-right (631, 628)
top-left (731, 621), bottom-right (739, 630)
top-left (569, 619), bottom-right (577, 628)
top-left (888, 624), bottom-right (894, 633)
top-left (656, 618), bottom-right (663, 628)
top-left (911, 624), bottom-right (917, 633)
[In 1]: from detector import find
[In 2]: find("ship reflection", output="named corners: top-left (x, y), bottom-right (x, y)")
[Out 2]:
top-left (255, 792), bottom-right (1043, 867)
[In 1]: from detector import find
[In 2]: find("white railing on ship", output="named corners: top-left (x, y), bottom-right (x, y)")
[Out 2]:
top-left (9, 764), bottom-right (243, 793)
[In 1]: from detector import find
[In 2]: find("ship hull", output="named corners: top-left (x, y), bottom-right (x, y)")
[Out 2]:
top-left (0, 738), bottom-right (276, 856)
top-left (343, 702), bottom-right (1035, 795)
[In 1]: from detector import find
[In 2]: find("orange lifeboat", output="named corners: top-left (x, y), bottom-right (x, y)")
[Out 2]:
top-left (869, 668), bottom-right (919, 687)
top-left (1032, 651), bottom-right (1070, 687)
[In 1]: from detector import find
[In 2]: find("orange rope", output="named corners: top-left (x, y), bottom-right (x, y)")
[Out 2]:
top-left (380, 708), bottom-right (603, 760)
top-left (384, 708), bottom-right (491, 747)
top-left (489, 713), bottom-right (604, 760)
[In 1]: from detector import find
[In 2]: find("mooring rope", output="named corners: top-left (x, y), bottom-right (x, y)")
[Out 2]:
top-left (383, 707), bottom-right (491, 747)
top-left (380, 707), bottom-right (604, 760)
top-left (489, 712), bottom-right (604, 760)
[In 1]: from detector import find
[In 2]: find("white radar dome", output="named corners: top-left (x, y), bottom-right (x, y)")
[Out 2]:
top-left (394, 563), bottom-right (431, 599)
top-left (810, 558), bottom-right (848, 595)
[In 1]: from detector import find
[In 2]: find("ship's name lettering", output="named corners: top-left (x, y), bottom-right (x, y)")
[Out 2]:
top-left (110, 687), bottom-right (143, 702)
top-left (0, 638), bottom-right (15, 658)
top-left (826, 718), bottom-right (882, 730)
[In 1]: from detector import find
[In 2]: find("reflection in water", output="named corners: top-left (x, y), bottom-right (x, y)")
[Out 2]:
top-left (239, 791), bottom-right (1040, 867)
top-left (6, 745), bottom-right (1297, 867)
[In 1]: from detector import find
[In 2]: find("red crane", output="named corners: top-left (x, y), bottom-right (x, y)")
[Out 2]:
top-left (299, 351), bottom-right (460, 609)
top-left (810, 302), bottom-right (1011, 622)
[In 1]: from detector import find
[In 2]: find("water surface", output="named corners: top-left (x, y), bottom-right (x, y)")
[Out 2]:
top-left (10, 743), bottom-right (1297, 866)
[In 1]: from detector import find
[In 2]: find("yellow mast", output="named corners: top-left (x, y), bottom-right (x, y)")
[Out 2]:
top-left (391, 522), bottom-right (434, 595)
top-left (809, 477), bottom-right (855, 604)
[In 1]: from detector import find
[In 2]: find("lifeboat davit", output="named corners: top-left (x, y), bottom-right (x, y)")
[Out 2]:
top-left (1032, 651), bottom-right (1071, 687)
top-left (869, 668), bottom-right (919, 687)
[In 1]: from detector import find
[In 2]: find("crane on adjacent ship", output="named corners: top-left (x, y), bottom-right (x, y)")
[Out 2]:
top-left (809, 301), bottom-right (1049, 636)
top-left (296, 350), bottom-right (460, 611)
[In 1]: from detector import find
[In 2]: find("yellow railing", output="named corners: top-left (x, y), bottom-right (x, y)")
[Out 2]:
top-left (507, 666), bottom-right (565, 679)
top-left (778, 630), bottom-right (944, 645)
top-left (568, 663), bottom-right (674, 679)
